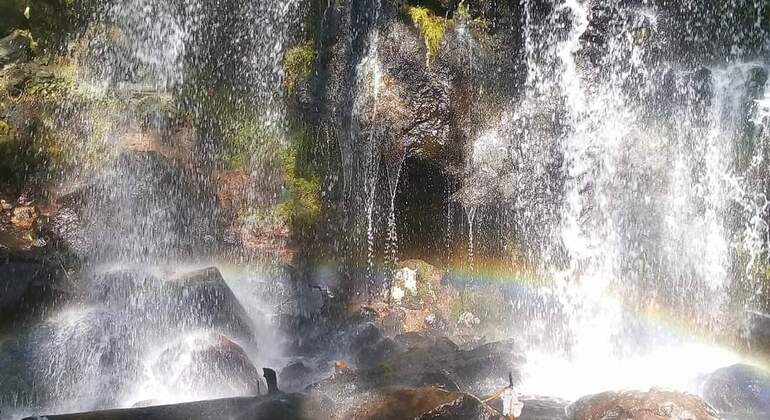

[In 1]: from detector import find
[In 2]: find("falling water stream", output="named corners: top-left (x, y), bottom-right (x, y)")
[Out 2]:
top-left (511, 0), bottom-right (770, 400)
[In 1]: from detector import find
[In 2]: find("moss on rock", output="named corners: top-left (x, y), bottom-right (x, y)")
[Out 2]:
top-left (405, 5), bottom-right (446, 63)
top-left (284, 41), bottom-right (316, 95)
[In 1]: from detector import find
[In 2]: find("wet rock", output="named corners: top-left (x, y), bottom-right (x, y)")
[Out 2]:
top-left (22, 393), bottom-right (335, 420)
top-left (0, 30), bottom-right (32, 68)
top-left (568, 389), bottom-right (719, 420)
top-left (487, 396), bottom-right (568, 420)
top-left (746, 310), bottom-right (770, 357)
top-left (0, 308), bottom-right (139, 410)
top-left (416, 393), bottom-right (504, 420)
top-left (51, 150), bottom-right (222, 259)
top-left (312, 334), bottom-right (521, 396)
top-left (0, 252), bottom-right (70, 328)
top-left (346, 388), bottom-right (465, 420)
top-left (279, 361), bottom-right (321, 393)
top-left (702, 364), bottom-right (770, 416)
top-left (167, 267), bottom-right (255, 340)
top-left (85, 267), bottom-right (163, 312)
top-left (11, 205), bottom-right (37, 229)
top-left (152, 333), bottom-right (262, 398)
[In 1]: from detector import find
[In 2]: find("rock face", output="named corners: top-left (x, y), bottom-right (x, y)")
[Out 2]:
top-left (702, 364), bottom-right (770, 416)
top-left (22, 393), bottom-right (334, 420)
top-left (567, 390), bottom-right (719, 420)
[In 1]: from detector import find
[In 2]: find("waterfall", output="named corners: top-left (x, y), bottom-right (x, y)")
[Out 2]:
top-left (507, 0), bottom-right (770, 398)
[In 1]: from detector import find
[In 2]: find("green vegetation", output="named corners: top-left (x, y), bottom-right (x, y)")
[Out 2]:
top-left (456, 3), bottom-right (472, 20)
top-left (277, 127), bottom-right (321, 230)
top-left (405, 6), bottom-right (446, 63)
top-left (284, 41), bottom-right (316, 94)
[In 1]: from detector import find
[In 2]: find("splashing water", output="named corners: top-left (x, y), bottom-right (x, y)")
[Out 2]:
top-left (507, 0), bottom-right (770, 397)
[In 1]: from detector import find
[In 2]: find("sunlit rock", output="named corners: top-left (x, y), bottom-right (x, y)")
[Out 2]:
top-left (702, 364), bottom-right (770, 417)
top-left (151, 333), bottom-right (262, 399)
top-left (567, 389), bottom-right (719, 420)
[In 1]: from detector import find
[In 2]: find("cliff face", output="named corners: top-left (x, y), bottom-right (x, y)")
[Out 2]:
top-left (1, 0), bottom-right (770, 306)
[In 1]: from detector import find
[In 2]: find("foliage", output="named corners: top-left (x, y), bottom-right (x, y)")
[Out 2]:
top-left (277, 127), bottom-right (321, 231)
top-left (284, 41), bottom-right (316, 94)
top-left (456, 2), bottom-right (472, 20)
top-left (405, 6), bottom-right (446, 63)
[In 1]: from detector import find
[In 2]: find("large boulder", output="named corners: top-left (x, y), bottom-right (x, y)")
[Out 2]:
top-left (0, 308), bottom-right (139, 413)
top-left (151, 333), bottom-right (262, 399)
top-left (567, 389), bottom-right (719, 420)
top-left (0, 251), bottom-right (71, 329)
top-left (313, 332), bottom-right (522, 397)
top-left (702, 364), bottom-right (770, 417)
top-left (51, 151), bottom-right (222, 260)
top-left (165, 267), bottom-right (255, 340)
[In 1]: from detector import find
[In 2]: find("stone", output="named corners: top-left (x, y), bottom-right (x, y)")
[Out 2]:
top-left (21, 393), bottom-right (334, 420)
top-left (279, 361), bottom-right (317, 392)
top-left (166, 267), bottom-right (255, 340)
top-left (51, 151), bottom-right (222, 260)
top-left (416, 393), bottom-right (504, 420)
top-left (10, 205), bottom-right (37, 229)
top-left (152, 333), bottom-right (262, 398)
top-left (311, 334), bottom-right (521, 398)
top-left (0, 30), bottom-right (32, 68)
top-left (702, 364), bottom-right (770, 416)
top-left (0, 253), bottom-right (69, 329)
top-left (567, 389), bottom-right (719, 420)
top-left (346, 388), bottom-right (465, 420)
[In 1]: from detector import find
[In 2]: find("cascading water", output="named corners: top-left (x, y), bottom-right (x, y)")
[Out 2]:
top-left (0, 1), bottom-right (302, 418)
top-left (502, 0), bottom-right (770, 399)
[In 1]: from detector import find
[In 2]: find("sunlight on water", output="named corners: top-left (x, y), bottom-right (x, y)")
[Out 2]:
top-left (520, 342), bottom-right (744, 401)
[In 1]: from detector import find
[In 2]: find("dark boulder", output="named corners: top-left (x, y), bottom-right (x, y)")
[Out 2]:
top-left (702, 364), bottom-right (770, 417)
top-left (0, 251), bottom-right (71, 329)
top-left (567, 389), bottom-right (719, 420)
top-left (0, 30), bottom-right (32, 68)
top-left (312, 334), bottom-right (522, 397)
top-left (166, 267), bottom-right (255, 340)
top-left (51, 151), bottom-right (222, 260)
top-left (22, 393), bottom-right (334, 420)
top-left (279, 361), bottom-right (321, 393)
top-left (152, 333), bottom-right (262, 398)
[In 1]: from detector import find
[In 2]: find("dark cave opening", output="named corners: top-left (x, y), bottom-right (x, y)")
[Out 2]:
top-left (394, 157), bottom-right (451, 263)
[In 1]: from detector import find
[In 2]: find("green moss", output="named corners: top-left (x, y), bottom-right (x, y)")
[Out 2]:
top-left (456, 3), bottom-right (472, 20)
top-left (277, 147), bottom-right (321, 229)
top-left (405, 6), bottom-right (446, 63)
top-left (284, 41), bottom-right (316, 94)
